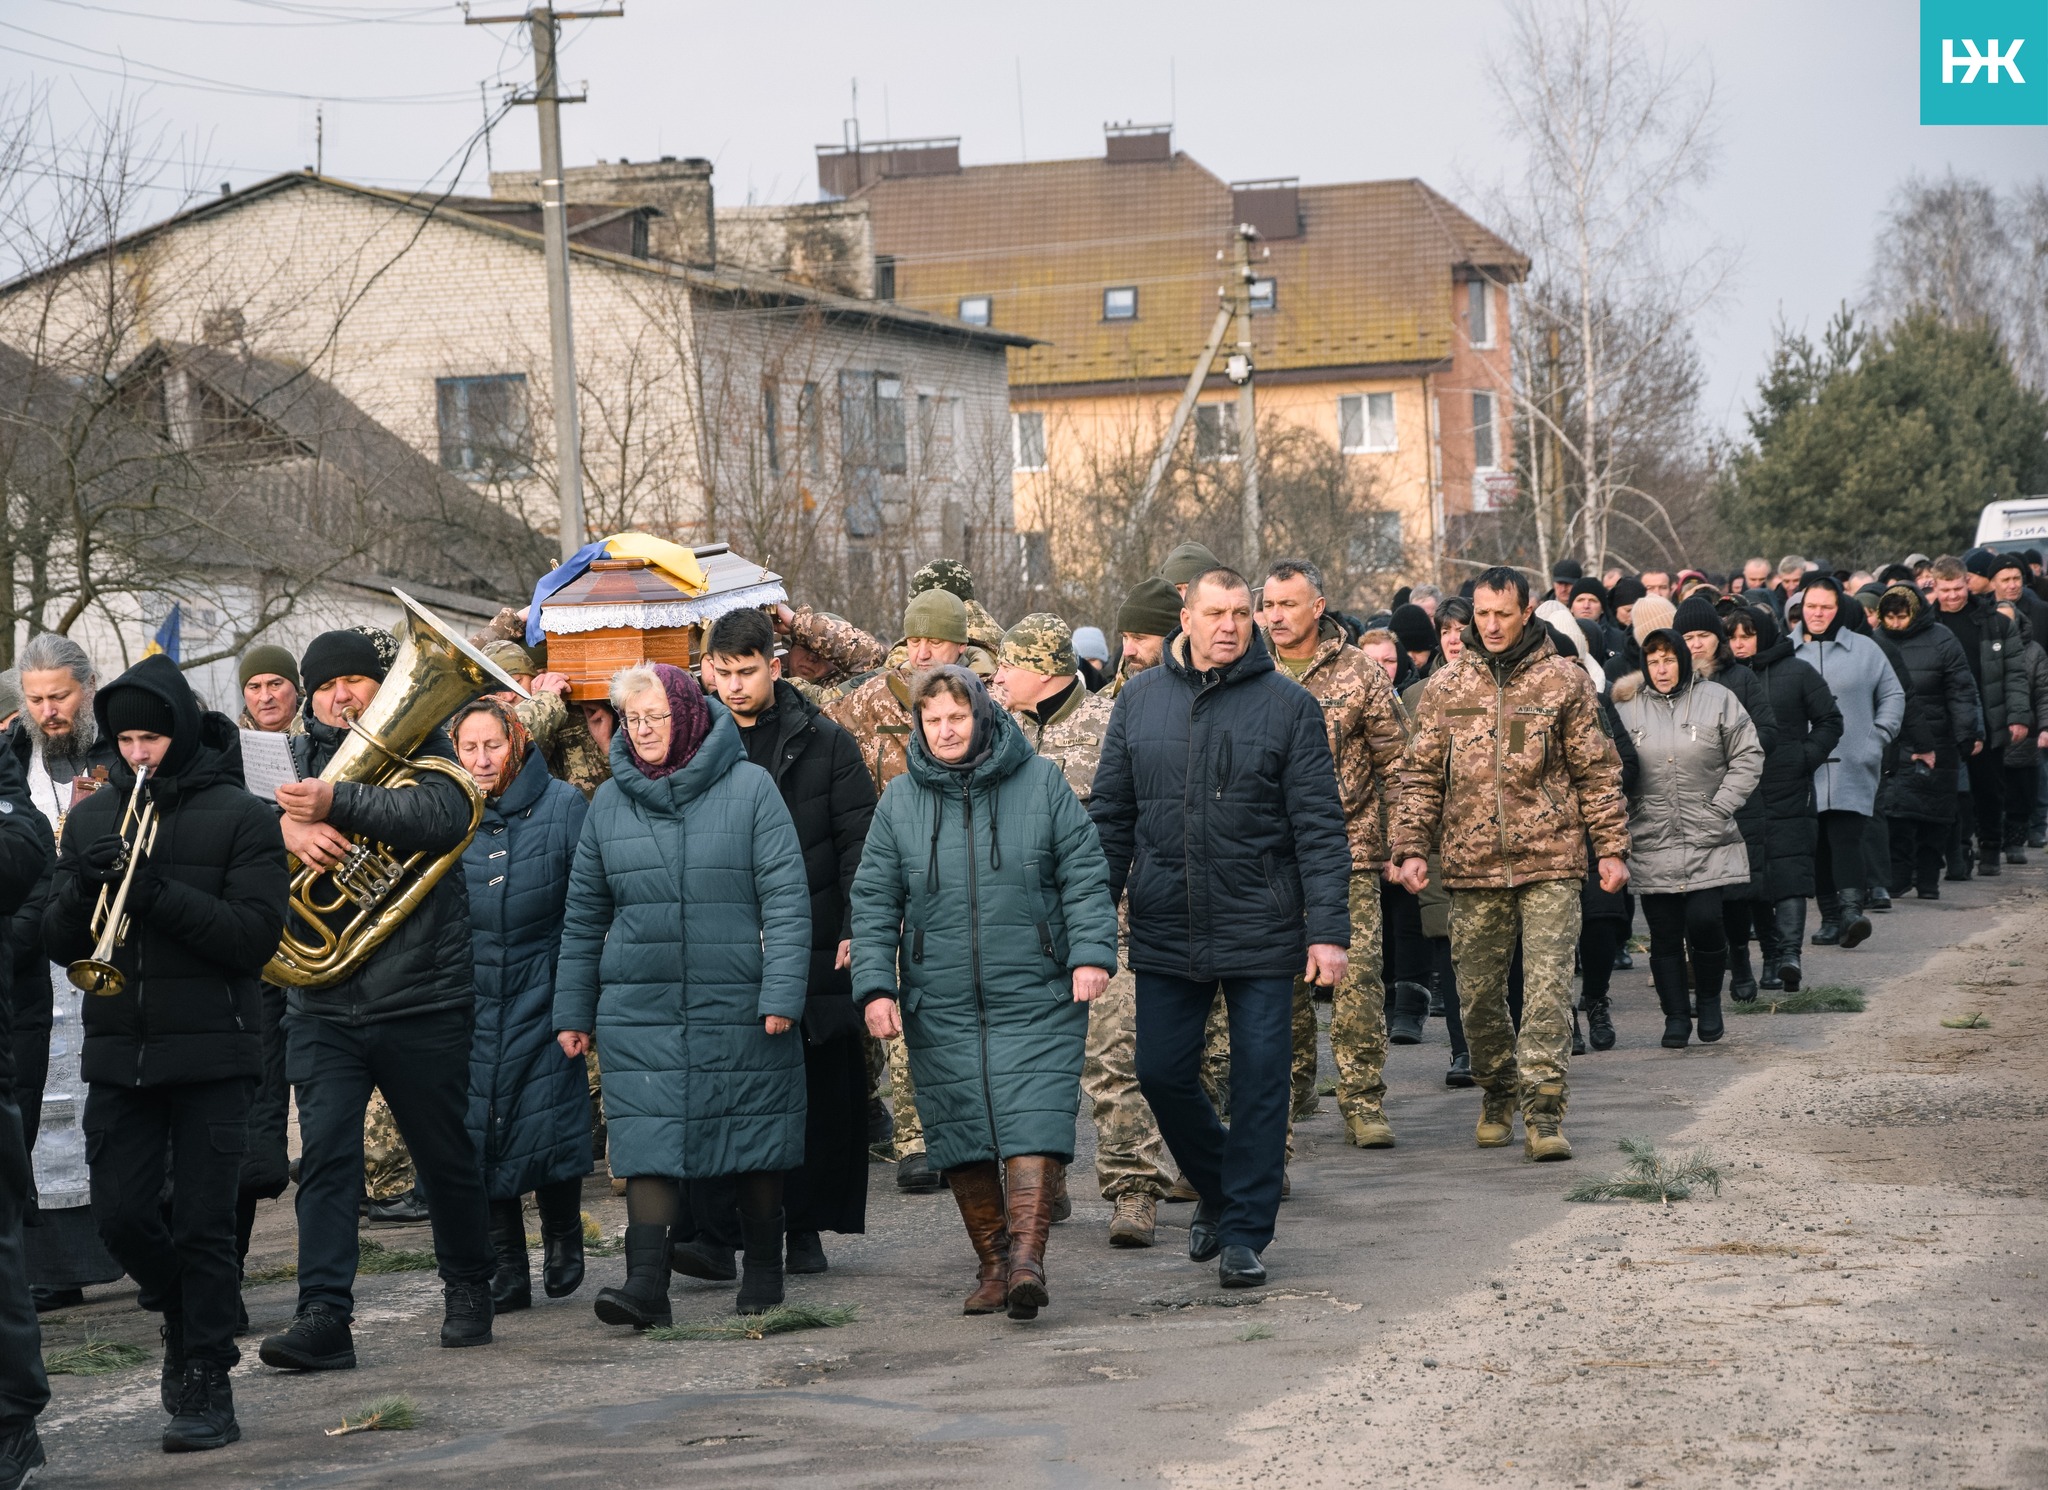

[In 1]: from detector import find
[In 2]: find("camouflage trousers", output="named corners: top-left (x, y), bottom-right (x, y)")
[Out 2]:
top-left (1326, 872), bottom-right (1390, 1122)
top-left (1447, 880), bottom-right (1582, 1117)
top-left (363, 1089), bottom-right (415, 1201)
top-left (886, 1035), bottom-right (925, 1158)
top-left (1081, 968), bottom-right (1171, 1200)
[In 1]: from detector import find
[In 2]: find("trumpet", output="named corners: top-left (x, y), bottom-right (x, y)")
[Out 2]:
top-left (68, 765), bottom-right (160, 997)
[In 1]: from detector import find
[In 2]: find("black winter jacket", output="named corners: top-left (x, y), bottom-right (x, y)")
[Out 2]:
top-left (0, 745), bottom-right (54, 1088)
top-left (43, 656), bottom-right (289, 1087)
top-left (1744, 621), bottom-right (1843, 903)
top-left (1935, 595), bottom-right (2029, 736)
top-left (1696, 644), bottom-right (1779, 900)
top-left (739, 681), bottom-right (876, 1042)
top-left (286, 716), bottom-right (476, 1025)
top-left (1089, 626), bottom-right (1352, 979)
top-left (1889, 595), bottom-right (1981, 764)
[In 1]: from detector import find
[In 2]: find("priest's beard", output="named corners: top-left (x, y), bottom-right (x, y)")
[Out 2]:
top-left (24, 690), bottom-right (98, 769)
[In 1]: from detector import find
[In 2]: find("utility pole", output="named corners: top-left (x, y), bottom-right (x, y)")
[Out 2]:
top-left (466, 5), bottom-right (622, 558)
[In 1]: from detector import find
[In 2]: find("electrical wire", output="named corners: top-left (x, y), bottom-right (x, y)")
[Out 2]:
top-left (31, 0), bottom-right (456, 27)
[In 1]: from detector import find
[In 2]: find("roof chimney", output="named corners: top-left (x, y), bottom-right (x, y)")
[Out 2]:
top-left (1231, 178), bottom-right (1300, 240)
top-left (1104, 123), bottom-right (1171, 163)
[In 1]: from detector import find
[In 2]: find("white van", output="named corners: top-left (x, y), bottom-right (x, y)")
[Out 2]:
top-left (1976, 496), bottom-right (2048, 547)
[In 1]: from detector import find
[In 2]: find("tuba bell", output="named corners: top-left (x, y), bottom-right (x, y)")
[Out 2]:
top-left (264, 589), bottom-right (528, 989)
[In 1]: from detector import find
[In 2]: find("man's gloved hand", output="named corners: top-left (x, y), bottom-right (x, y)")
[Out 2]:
top-left (81, 833), bottom-right (130, 886)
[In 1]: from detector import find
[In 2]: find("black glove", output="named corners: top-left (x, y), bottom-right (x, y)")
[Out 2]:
top-left (80, 833), bottom-right (130, 886)
top-left (124, 858), bottom-right (164, 917)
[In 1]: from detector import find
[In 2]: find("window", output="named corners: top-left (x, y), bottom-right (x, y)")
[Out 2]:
top-left (1248, 277), bottom-right (1277, 313)
top-left (1339, 392), bottom-right (1397, 453)
top-left (839, 371), bottom-right (904, 537)
top-left (761, 379), bottom-right (781, 474)
top-left (1019, 530), bottom-right (1053, 592)
top-left (798, 381), bottom-right (822, 476)
top-left (1472, 390), bottom-right (1498, 470)
top-left (1468, 280), bottom-right (1492, 348)
top-left (874, 255), bottom-right (896, 300)
top-left (958, 295), bottom-right (992, 327)
top-left (1102, 286), bottom-right (1138, 321)
top-left (1013, 411), bottom-right (1047, 471)
top-left (1194, 402), bottom-right (1239, 461)
top-left (874, 376), bottom-right (906, 473)
top-left (918, 394), bottom-right (957, 481)
top-left (1348, 512), bottom-right (1405, 570)
top-left (436, 373), bottom-right (530, 478)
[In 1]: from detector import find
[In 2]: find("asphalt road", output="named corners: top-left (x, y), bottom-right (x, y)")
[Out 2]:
top-left (30, 863), bottom-right (2036, 1488)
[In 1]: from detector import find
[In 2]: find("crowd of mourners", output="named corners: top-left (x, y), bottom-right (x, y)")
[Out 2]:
top-left (0, 535), bottom-right (2042, 1476)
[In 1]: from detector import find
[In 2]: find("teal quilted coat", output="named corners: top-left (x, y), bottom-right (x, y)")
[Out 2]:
top-left (553, 707), bottom-right (811, 1179)
top-left (850, 703), bottom-right (1117, 1169)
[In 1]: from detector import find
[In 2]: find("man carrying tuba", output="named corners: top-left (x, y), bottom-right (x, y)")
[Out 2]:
top-left (42, 655), bottom-right (289, 1454)
top-left (257, 627), bottom-right (499, 1374)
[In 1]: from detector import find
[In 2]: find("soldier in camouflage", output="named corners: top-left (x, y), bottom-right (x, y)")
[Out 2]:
top-left (1390, 566), bottom-right (1630, 1162)
top-left (361, 1091), bottom-right (419, 1216)
top-left (825, 587), bottom-right (991, 1193)
top-left (901, 557), bottom-right (1007, 657)
top-left (473, 624), bottom-right (610, 798)
top-left (776, 603), bottom-right (888, 704)
top-left (995, 613), bottom-right (1172, 1248)
top-left (1259, 560), bottom-right (1409, 1150)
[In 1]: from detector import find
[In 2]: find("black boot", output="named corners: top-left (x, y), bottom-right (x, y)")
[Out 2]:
top-left (1583, 993), bottom-right (1616, 1051)
top-left (1757, 913), bottom-right (1783, 990)
top-left (1727, 940), bottom-right (1759, 1004)
top-left (1946, 838), bottom-right (1973, 881)
top-left (786, 1229), bottom-right (828, 1275)
top-left (1651, 956), bottom-right (1692, 1049)
top-left (1811, 894), bottom-right (1842, 946)
top-left (1692, 948), bottom-right (1726, 1044)
top-left (162, 1361), bottom-right (239, 1453)
top-left (159, 1312), bottom-right (185, 1414)
top-left (1388, 981), bottom-right (1429, 1044)
top-left (1836, 888), bottom-right (1873, 950)
top-left (1866, 885), bottom-right (1892, 912)
top-left (1570, 1008), bottom-right (1587, 1056)
top-left (735, 1209), bottom-right (786, 1316)
top-left (1976, 837), bottom-right (2001, 877)
top-left (1444, 1052), bottom-right (1474, 1087)
top-left (1773, 899), bottom-right (1806, 992)
top-left (487, 1198), bottom-right (531, 1312)
top-left (536, 1179), bottom-right (586, 1299)
top-left (593, 1223), bottom-right (672, 1330)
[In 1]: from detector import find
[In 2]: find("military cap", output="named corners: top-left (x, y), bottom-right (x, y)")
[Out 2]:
top-left (910, 558), bottom-right (977, 602)
top-left (1160, 541), bottom-right (1223, 588)
top-left (998, 613), bottom-right (1076, 677)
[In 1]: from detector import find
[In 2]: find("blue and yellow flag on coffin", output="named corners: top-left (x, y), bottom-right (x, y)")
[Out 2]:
top-left (144, 604), bottom-right (181, 663)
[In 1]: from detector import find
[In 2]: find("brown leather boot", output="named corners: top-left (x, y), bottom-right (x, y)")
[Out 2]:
top-left (1003, 1156), bottom-right (1058, 1320)
top-left (946, 1161), bottom-right (1010, 1315)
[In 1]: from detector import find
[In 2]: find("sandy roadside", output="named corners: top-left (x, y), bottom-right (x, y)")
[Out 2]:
top-left (1170, 887), bottom-right (2048, 1490)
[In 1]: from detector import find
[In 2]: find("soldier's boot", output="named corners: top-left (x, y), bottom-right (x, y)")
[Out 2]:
top-left (1108, 1193), bottom-right (1157, 1249)
top-left (947, 1161), bottom-right (1011, 1315)
top-left (1652, 956), bottom-right (1693, 1049)
top-left (1522, 1082), bottom-right (1573, 1162)
top-left (1345, 1109), bottom-right (1397, 1149)
top-left (1692, 947), bottom-right (1727, 1044)
top-left (1811, 893), bottom-right (1843, 946)
top-left (1728, 941), bottom-right (1760, 1003)
top-left (1583, 993), bottom-right (1617, 1051)
top-left (1164, 1174), bottom-right (1200, 1203)
top-left (1835, 889), bottom-right (1873, 950)
top-left (1475, 1089), bottom-right (1516, 1148)
top-left (1002, 1156), bottom-right (1058, 1321)
top-left (1387, 981), bottom-right (1430, 1045)
top-left (486, 1198), bottom-right (532, 1312)
top-left (1772, 899), bottom-right (1806, 992)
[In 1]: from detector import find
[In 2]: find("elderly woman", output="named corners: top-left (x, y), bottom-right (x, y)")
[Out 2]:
top-left (451, 700), bottom-right (592, 1313)
top-left (851, 667), bottom-right (1116, 1322)
top-left (554, 663), bottom-right (811, 1327)
top-left (1612, 630), bottom-right (1765, 1049)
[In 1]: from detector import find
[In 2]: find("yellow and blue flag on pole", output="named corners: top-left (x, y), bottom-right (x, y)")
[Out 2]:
top-left (144, 604), bottom-right (181, 663)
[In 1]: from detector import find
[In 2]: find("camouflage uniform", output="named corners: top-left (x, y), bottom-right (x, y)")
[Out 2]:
top-left (1003, 616), bottom-right (1171, 1203)
top-left (787, 607), bottom-right (887, 685)
top-left (515, 684), bottom-right (611, 798)
top-left (363, 1089), bottom-right (415, 1201)
top-left (1389, 627), bottom-right (1627, 1123)
top-left (825, 650), bottom-right (997, 797)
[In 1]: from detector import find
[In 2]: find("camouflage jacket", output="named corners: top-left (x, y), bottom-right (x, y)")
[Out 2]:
top-left (1280, 619), bottom-right (1408, 868)
top-left (788, 607), bottom-right (887, 682)
top-left (827, 650), bottom-right (998, 793)
top-left (1389, 626), bottom-right (1628, 889)
top-left (1010, 680), bottom-right (1114, 802)
top-left (518, 686), bottom-right (611, 798)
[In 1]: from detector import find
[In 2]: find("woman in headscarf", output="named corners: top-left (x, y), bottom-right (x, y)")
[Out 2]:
top-left (1611, 630), bottom-right (1765, 1048)
top-left (554, 663), bottom-right (811, 1328)
top-left (850, 666), bottom-right (1116, 1322)
top-left (452, 700), bottom-right (592, 1313)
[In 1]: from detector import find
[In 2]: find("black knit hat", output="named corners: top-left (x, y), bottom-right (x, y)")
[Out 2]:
top-left (1964, 546), bottom-right (2000, 579)
top-left (1550, 557), bottom-right (1584, 583)
top-left (301, 629), bottom-right (389, 699)
top-left (1389, 603), bottom-right (1437, 655)
top-left (1568, 577), bottom-right (1608, 609)
top-left (102, 683), bottom-right (178, 739)
top-left (1609, 575), bottom-right (1647, 609)
top-left (1672, 594), bottom-right (1726, 640)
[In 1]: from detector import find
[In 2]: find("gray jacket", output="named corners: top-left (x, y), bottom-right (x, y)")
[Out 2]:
top-left (1612, 650), bottom-right (1765, 895)
top-left (1795, 627), bottom-right (1905, 816)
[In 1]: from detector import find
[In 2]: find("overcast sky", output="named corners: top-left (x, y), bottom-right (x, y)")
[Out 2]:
top-left (3, 0), bottom-right (2041, 434)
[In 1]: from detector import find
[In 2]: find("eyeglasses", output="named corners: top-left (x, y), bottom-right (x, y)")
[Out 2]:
top-left (623, 712), bottom-right (671, 730)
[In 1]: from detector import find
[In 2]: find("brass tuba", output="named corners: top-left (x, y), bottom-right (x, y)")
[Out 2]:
top-left (264, 589), bottom-right (528, 989)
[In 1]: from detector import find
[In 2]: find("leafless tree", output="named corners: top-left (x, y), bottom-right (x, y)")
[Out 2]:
top-left (1482, 0), bottom-right (1730, 575)
top-left (1867, 171), bottom-right (2048, 393)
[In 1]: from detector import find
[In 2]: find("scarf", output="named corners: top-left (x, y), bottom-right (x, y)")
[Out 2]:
top-left (630, 662), bottom-right (712, 781)
top-left (453, 698), bottom-right (532, 800)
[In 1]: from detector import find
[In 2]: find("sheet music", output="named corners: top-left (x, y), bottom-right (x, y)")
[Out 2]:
top-left (239, 728), bottom-right (300, 802)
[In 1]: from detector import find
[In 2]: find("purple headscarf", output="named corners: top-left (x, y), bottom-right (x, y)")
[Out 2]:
top-left (629, 662), bottom-right (712, 780)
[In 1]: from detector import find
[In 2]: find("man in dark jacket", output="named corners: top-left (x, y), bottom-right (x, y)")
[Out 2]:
top-left (0, 743), bottom-right (53, 1488)
top-left (257, 628), bottom-right (498, 1374)
top-left (693, 608), bottom-right (876, 1279)
top-left (43, 656), bottom-right (288, 1452)
top-left (1878, 584), bottom-right (1981, 896)
top-left (1089, 567), bottom-right (1352, 1289)
top-left (1930, 555), bottom-right (2029, 874)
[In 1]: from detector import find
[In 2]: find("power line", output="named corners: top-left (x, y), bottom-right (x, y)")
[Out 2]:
top-left (32, 0), bottom-right (455, 27)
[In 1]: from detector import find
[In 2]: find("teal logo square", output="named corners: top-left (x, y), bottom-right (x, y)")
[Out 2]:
top-left (1922, 0), bottom-right (2048, 123)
